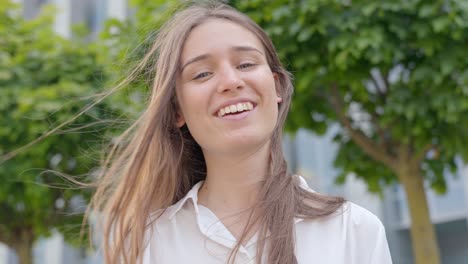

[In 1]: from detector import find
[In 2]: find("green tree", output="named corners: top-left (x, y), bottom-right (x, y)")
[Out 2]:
top-left (0, 1), bottom-right (118, 263)
top-left (233, 0), bottom-right (468, 263)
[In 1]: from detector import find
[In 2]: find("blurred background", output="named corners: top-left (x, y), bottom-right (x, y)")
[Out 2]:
top-left (0, 0), bottom-right (467, 263)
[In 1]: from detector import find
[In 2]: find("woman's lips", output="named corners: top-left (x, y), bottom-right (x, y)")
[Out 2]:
top-left (218, 105), bottom-right (256, 120)
top-left (217, 101), bottom-right (254, 117)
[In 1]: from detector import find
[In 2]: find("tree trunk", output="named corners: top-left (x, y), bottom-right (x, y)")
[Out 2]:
top-left (399, 167), bottom-right (441, 264)
top-left (11, 228), bottom-right (33, 264)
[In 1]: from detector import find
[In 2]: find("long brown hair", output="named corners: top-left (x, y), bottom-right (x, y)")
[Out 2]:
top-left (87, 1), bottom-right (345, 264)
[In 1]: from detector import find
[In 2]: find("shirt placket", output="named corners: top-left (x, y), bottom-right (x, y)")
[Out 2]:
top-left (197, 205), bottom-right (255, 262)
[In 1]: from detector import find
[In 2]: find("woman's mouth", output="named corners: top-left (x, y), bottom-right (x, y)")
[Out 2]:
top-left (217, 102), bottom-right (254, 117)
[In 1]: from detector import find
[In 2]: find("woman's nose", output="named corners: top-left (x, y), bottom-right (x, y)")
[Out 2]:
top-left (216, 65), bottom-right (244, 93)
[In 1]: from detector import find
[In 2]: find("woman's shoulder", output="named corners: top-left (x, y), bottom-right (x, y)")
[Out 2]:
top-left (296, 201), bottom-right (392, 263)
top-left (339, 201), bottom-right (387, 246)
top-left (341, 201), bottom-right (384, 228)
top-left (295, 175), bottom-right (383, 229)
top-left (299, 200), bottom-right (384, 232)
top-left (295, 175), bottom-right (385, 239)
top-left (294, 176), bottom-right (393, 262)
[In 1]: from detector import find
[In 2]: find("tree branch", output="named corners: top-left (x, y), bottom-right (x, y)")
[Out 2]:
top-left (329, 84), bottom-right (398, 171)
top-left (412, 144), bottom-right (436, 165)
top-left (0, 226), bottom-right (13, 247)
top-left (369, 112), bottom-right (389, 149)
top-left (366, 70), bottom-right (394, 153)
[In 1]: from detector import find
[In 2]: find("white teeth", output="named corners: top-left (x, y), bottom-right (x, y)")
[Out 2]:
top-left (217, 102), bottom-right (254, 117)
top-left (218, 108), bottom-right (225, 117)
top-left (230, 105), bottom-right (236, 113)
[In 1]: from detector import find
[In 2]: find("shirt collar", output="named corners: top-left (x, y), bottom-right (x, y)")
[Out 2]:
top-left (166, 180), bottom-right (204, 219)
top-left (166, 175), bottom-right (312, 222)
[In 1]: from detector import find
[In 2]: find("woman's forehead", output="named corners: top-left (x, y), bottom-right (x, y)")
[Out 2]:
top-left (180, 18), bottom-right (265, 63)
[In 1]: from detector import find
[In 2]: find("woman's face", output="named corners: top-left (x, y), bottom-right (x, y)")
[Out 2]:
top-left (176, 19), bottom-right (281, 157)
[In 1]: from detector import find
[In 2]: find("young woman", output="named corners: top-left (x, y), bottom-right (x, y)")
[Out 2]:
top-left (89, 1), bottom-right (392, 264)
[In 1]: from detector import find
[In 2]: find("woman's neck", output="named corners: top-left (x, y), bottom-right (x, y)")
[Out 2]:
top-left (198, 142), bottom-right (270, 214)
top-left (197, 142), bottom-right (270, 242)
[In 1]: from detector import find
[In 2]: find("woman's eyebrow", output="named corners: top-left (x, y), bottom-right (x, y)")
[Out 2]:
top-left (180, 45), bottom-right (264, 73)
top-left (231, 45), bottom-right (264, 55)
top-left (181, 54), bottom-right (211, 73)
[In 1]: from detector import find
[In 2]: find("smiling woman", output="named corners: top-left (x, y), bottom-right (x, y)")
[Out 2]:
top-left (176, 19), bottom-right (281, 156)
top-left (87, 1), bottom-right (393, 264)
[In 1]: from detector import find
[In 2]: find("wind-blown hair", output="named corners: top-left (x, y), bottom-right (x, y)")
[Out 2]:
top-left (87, 1), bottom-right (345, 264)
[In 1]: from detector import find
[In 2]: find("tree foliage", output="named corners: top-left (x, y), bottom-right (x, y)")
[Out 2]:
top-left (98, 0), bottom-right (181, 112)
top-left (0, 1), bottom-right (119, 262)
top-left (234, 0), bottom-right (468, 191)
top-left (233, 0), bottom-right (468, 263)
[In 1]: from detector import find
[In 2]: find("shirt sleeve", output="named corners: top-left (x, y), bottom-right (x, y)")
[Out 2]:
top-left (368, 221), bottom-right (393, 264)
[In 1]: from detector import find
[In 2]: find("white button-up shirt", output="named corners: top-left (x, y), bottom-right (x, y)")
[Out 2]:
top-left (143, 177), bottom-right (393, 263)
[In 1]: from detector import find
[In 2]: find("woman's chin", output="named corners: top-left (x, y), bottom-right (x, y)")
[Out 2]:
top-left (204, 134), bottom-right (271, 157)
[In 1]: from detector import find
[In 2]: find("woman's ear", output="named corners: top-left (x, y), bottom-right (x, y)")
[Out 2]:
top-left (173, 94), bottom-right (186, 128)
top-left (175, 111), bottom-right (185, 128)
top-left (273, 73), bottom-right (282, 103)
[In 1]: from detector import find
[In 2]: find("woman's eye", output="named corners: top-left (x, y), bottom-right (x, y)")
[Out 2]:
top-left (193, 72), bottom-right (211, 80)
top-left (238, 63), bottom-right (255, 69)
